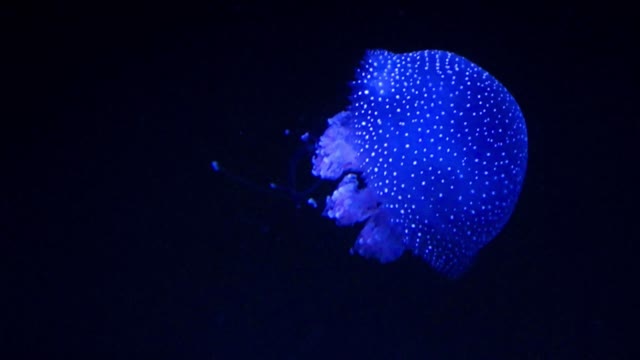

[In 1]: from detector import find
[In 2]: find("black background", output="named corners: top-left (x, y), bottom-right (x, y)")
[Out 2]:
top-left (2, 2), bottom-right (636, 358)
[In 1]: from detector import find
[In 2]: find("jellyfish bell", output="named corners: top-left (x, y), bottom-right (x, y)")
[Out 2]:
top-left (312, 49), bottom-right (528, 278)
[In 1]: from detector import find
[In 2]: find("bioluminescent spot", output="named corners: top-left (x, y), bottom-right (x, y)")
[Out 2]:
top-left (312, 49), bottom-right (528, 278)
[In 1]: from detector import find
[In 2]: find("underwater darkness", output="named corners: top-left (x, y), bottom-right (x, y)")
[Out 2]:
top-left (2, 3), bottom-right (635, 358)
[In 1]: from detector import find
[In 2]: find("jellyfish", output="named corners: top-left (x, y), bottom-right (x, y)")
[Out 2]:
top-left (312, 49), bottom-right (528, 278)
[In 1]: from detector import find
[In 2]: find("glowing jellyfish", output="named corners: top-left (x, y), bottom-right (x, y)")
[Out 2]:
top-left (312, 49), bottom-right (528, 278)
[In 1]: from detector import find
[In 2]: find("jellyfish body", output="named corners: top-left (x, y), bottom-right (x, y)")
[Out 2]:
top-left (312, 49), bottom-right (528, 278)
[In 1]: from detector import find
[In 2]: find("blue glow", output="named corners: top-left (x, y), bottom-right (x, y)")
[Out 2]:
top-left (312, 49), bottom-right (528, 278)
